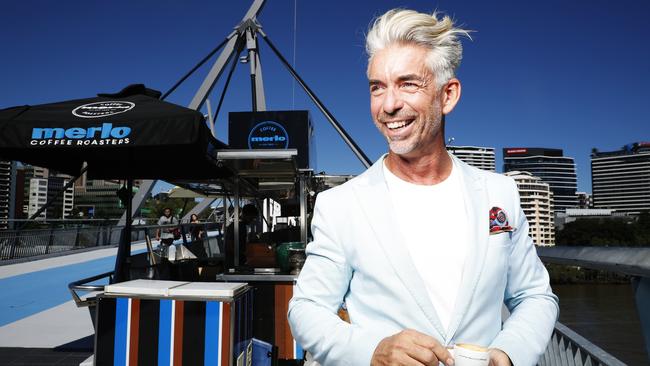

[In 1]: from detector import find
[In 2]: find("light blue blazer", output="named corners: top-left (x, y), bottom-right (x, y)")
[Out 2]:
top-left (288, 155), bottom-right (559, 366)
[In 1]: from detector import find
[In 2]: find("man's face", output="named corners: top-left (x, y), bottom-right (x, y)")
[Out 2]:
top-left (368, 44), bottom-right (444, 158)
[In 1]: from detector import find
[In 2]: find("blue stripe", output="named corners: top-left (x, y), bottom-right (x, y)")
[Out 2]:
top-left (204, 301), bottom-right (221, 366)
top-left (158, 300), bottom-right (172, 366)
top-left (0, 248), bottom-right (147, 327)
top-left (114, 298), bottom-right (129, 366)
top-left (295, 342), bottom-right (304, 360)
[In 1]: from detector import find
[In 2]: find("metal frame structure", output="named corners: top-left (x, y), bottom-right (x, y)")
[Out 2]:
top-left (118, 0), bottom-right (371, 227)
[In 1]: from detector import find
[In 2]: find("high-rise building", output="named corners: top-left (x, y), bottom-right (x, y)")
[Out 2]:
top-left (503, 147), bottom-right (578, 211)
top-left (0, 160), bottom-right (16, 230)
top-left (591, 142), bottom-right (650, 214)
top-left (26, 176), bottom-right (74, 220)
top-left (504, 171), bottom-right (555, 246)
top-left (19, 166), bottom-right (75, 221)
top-left (447, 145), bottom-right (496, 172)
top-left (74, 180), bottom-right (127, 218)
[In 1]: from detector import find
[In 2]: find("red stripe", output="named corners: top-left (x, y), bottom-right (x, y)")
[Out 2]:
top-left (221, 303), bottom-right (231, 366)
top-left (274, 284), bottom-right (294, 359)
top-left (173, 301), bottom-right (184, 366)
top-left (129, 299), bottom-right (140, 366)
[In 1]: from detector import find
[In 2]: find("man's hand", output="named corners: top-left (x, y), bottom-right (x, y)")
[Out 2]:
top-left (371, 329), bottom-right (453, 366)
top-left (489, 348), bottom-right (512, 366)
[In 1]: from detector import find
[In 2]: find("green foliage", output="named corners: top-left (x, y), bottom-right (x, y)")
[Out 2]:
top-left (555, 214), bottom-right (650, 247)
top-left (545, 263), bottom-right (630, 284)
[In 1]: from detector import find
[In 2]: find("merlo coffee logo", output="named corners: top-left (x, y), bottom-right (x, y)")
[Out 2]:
top-left (30, 123), bottom-right (132, 146)
top-left (72, 101), bottom-right (134, 118)
top-left (248, 121), bottom-right (289, 149)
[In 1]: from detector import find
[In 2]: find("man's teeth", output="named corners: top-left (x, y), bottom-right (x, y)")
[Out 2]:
top-left (386, 120), bottom-right (411, 130)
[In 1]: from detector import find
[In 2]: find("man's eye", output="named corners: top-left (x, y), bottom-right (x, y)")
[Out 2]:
top-left (370, 85), bottom-right (384, 93)
top-left (401, 82), bottom-right (419, 90)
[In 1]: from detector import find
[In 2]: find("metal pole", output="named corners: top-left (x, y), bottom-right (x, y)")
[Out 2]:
top-left (212, 42), bottom-right (243, 129)
top-left (114, 178), bottom-right (133, 283)
top-left (233, 177), bottom-right (240, 268)
top-left (74, 226), bottom-right (81, 248)
top-left (117, 179), bottom-right (155, 226)
top-left (188, 34), bottom-right (241, 111)
top-left (246, 27), bottom-right (260, 111)
top-left (120, 2), bottom-right (268, 224)
top-left (45, 227), bottom-right (54, 254)
top-left (260, 34), bottom-right (372, 168)
top-left (182, 197), bottom-right (217, 222)
top-left (300, 173), bottom-right (307, 244)
top-left (252, 46), bottom-right (266, 111)
top-left (160, 37), bottom-right (231, 101)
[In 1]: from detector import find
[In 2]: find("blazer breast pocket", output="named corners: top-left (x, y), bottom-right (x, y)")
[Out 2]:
top-left (479, 233), bottom-right (511, 291)
top-left (488, 232), bottom-right (512, 247)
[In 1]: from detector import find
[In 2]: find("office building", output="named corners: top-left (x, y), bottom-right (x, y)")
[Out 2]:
top-left (447, 145), bottom-right (496, 172)
top-left (0, 160), bottom-right (16, 230)
top-left (503, 147), bottom-right (578, 211)
top-left (74, 180), bottom-right (140, 219)
top-left (27, 176), bottom-right (74, 220)
top-left (591, 142), bottom-right (650, 214)
top-left (504, 171), bottom-right (555, 246)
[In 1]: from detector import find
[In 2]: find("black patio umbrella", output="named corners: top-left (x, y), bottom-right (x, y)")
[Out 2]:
top-left (0, 84), bottom-right (230, 180)
top-left (0, 84), bottom-right (232, 282)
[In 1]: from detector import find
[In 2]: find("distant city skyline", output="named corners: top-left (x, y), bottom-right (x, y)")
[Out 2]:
top-left (1, 1), bottom-right (648, 194)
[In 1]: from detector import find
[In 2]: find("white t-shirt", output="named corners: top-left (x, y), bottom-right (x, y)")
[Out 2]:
top-left (157, 215), bottom-right (177, 240)
top-left (383, 158), bottom-right (469, 332)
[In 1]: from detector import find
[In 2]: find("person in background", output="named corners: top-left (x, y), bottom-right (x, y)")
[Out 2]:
top-left (224, 204), bottom-right (259, 269)
top-left (189, 213), bottom-right (204, 242)
top-left (155, 207), bottom-right (177, 254)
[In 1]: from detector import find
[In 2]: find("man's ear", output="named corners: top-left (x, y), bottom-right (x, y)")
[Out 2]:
top-left (441, 78), bottom-right (461, 115)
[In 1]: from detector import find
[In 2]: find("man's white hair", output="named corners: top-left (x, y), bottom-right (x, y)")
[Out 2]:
top-left (366, 9), bottom-right (471, 87)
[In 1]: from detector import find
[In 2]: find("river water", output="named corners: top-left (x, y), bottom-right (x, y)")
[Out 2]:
top-left (553, 284), bottom-right (648, 365)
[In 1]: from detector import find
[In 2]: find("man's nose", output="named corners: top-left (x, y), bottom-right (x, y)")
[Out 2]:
top-left (382, 87), bottom-right (404, 114)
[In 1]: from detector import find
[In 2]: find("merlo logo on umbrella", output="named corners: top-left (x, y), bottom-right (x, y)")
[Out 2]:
top-left (72, 101), bottom-right (134, 118)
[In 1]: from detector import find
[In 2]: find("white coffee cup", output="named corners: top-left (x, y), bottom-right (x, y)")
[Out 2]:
top-left (449, 343), bottom-right (489, 366)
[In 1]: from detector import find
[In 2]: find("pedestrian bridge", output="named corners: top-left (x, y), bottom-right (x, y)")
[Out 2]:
top-left (0, 225), bottom-right (647, 365)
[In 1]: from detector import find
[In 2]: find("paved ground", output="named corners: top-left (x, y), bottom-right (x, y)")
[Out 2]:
top-left (0, 234), bottom-right (217, 365)
top-left (0, 242), bottom-right (147, 355)
top-left (0, 348), bottom-right (93, 366)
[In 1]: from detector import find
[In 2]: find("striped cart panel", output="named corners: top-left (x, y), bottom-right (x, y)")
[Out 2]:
top-left (95, 290), bottom-right (253, 366)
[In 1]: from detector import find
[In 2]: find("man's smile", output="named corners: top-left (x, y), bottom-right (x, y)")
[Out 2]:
top-left (385, 119), bottom-right (415, 130)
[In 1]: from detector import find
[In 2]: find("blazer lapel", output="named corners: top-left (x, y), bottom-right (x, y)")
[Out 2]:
top-left (445, 155), bottom-right (490, 341)
top-left (352, 158), bottom-right (447, 339)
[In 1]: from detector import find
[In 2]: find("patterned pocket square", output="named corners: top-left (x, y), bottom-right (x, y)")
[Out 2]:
top-left (489, 206), bottom-right (513, 234)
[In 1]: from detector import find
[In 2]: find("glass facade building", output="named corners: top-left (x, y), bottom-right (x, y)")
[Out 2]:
top-left (591, 142), bottom-right (650, 214)
top-left (503, 147), bottom-right (578, 211)
top-left (447, 145), bottom-right (496, 172)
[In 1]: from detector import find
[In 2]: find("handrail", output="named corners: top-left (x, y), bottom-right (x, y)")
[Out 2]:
top-left (537, 246), bottom-right (650, 278)
top-left (1, 222), bottom-right (223, 261)
top-left (68, 271), bottom-right (114, 307)
top-left (539, 322), bottom-right (626, 366)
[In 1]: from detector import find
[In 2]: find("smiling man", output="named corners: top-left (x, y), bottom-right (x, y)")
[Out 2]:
top-left (288, 9), bottom-right (558, 366)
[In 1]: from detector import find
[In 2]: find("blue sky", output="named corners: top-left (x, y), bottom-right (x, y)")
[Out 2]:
top-left (1, 0), bottom-right (649, 193)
